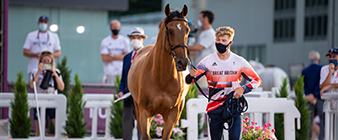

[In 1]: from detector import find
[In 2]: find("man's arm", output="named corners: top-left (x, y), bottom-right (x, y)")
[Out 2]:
top-left (188, 44), bottom-right (205, 51)
top-left (101, 52), bottom-right (128, 62)
top-left (53, 50), bottom-right (61, 58)
top-left (320, 64), bottom-right (334, 89)
top-left (23, 49), bottom-right (40, 58)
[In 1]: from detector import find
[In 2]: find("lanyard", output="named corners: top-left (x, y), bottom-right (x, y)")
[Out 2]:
top-left (37, 31), bottom-right (49, 49)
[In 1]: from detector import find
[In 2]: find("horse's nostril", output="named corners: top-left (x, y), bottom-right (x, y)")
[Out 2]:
top-left (178, 59), bottom-right (183, 65)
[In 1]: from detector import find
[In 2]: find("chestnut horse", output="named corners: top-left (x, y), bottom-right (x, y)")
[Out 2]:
top-left (127, 4), bottom-right (190, 140)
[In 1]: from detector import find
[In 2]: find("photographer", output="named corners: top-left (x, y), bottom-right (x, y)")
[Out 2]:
top-left (29, 51), bottom-right (64, 136)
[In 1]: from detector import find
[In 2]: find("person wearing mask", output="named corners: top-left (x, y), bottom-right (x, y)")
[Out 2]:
top-left (117, 27), bottom-right (147, 140)
top-left (29, 51), bottom-right (64, 136)
top-left (100, 19), bottom-right (130, 84)
top-left (23, 15), bottom-right (61, 77)
top-left (188, 10), bottom-right (216, 65)
top-left (186, 26), bottom-right (262, 140)
top-left (302, 50), bottom-right (323, 140)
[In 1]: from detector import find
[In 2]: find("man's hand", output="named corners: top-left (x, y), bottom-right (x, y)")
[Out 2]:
top-left (117, 92), bottom-right (123, 99)
top-left (320, 84), bottom-right (331, 96)
top-left (190, 68), bottom-right (197, 77)
top-left (233, 87), bottom-right (244, 99)
top-left (329, 63), bottom-right (335, 75)
top-left (306, 94), bottom-right (316, 105)
top-left (35, 52), bottom-right (40, 58)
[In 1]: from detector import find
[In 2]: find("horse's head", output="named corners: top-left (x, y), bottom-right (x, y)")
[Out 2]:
top-left (163, 4), bottom-right (190, 71)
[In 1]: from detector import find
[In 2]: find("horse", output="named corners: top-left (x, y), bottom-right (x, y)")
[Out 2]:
top-left (127, 4), bottom-right (191, 140)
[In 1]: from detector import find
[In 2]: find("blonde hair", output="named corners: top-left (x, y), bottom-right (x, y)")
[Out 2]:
top-left (39, 51), bottom-right (55, 68)
top-left (215, 26), bottom-right (235, 41)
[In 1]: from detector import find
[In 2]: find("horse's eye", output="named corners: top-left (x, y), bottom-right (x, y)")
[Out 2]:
top-left (169, 30), bottom-right (174, 35)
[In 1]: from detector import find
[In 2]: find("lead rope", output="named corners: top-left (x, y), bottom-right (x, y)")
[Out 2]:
top-left (187, 56), bottom-right (248, 130)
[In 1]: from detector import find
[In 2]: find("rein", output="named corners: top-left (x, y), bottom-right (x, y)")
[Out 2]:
top-left (164, 12), bottom-right (188, 58)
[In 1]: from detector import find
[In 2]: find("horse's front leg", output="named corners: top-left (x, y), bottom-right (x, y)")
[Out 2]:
top-left (137, 105), bottom-right (153, 140)
top-left (162, 104), bottom-right (185, 140)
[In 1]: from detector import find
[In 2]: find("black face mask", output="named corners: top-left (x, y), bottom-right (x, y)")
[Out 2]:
top-left (111, 29), bottom-right (120, 35)
top-left (216, 41), bottom-right (232, 53)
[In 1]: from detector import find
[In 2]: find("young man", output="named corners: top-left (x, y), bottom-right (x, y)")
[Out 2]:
top-left (23, 15), bottom-right (61, 76)
top-left (100, 19), bottom-right (130, 84)
top-left (188, 10), bottom-right (216, 65)
top-left (186, 26), bottom-right (262, 140)
top-left (117, 27), bottom-right (147, 140)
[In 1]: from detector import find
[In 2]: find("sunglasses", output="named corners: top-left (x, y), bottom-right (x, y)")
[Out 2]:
top-left (41, 51), bottom-right (52, 55)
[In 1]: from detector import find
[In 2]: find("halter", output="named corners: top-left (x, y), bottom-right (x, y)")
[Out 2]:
top-left (164, 11), bottom-right (188, 58)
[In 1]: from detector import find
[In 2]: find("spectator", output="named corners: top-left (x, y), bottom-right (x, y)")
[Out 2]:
top-left (188, 10), bottom-right (216, 65)
top-left (186, 26), bottom-right (262, 140)
top-left (117, 27), bottom-right (147, 140)
top-left (29, 51), bottom-right (64, 136)
top-left (187, 10), bottom-right (216, 88)
top-left (23, 15), bottom-right (61, 77)
top-left (100, 19), bottom-right (130, 84)
top-left (302, 50), bottom-right (323, 140)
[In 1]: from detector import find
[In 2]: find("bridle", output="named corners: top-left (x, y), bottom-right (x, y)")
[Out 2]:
top-left (164, 11), bottom-right (188, 59)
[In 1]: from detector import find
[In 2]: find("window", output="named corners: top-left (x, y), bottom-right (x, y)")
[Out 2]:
top-left (304, 0), bottom-right (328, 40)
top-left (247, 45), bottom-right (266, 66)
top-left (274, 18), bottom-right (295, 42)
top-left (274, 0), bottom-right (296, 42)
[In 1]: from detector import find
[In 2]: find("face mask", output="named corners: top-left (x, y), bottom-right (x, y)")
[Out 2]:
top-left (197, 20), bottom-right (203, 27)
top-left (216, 41), bottom-right (233, 54)
top-left (39, 23), bottom-right (48, 32)
top-left (329, 59), bottom-right (338, 67)
top-left (131, 39), bottom-right (142, 50)
top-left (111, 29), bottom-right (120, 35)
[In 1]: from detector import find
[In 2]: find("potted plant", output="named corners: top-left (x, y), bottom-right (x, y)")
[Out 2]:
top-left (9, 72), bottom-right (32, 139)
top-left (274, 77), bottom-right (289, 140)
top-left (110, 75), bottom-right (123, 139)
top-left (242, 117), bottom-right (277, 140)
top-left (63, 74), bottom-right (88, 139)
top-left (150, 114), bottom-right (184, 140)
top-left (294, 76), bottom-right (310, 140)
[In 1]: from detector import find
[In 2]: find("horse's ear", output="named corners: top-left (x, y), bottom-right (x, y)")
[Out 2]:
top-left (181, 5), bottom-right (188, 17)
top-left (165, 4), bottom-right (171, 17)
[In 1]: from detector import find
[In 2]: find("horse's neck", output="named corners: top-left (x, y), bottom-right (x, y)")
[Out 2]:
top-left (149, 44), bottom-right (181, 83)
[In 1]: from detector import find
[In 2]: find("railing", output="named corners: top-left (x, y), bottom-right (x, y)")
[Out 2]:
top-left (180, 96), bottom-right (301, 140)
top-left (321, 92), bottom-right (338, 140)
top-left (0, 93), bottom-right (67, 140)
top-left (1, 92), bottom-right (301, 140)
top-left (82, 94), bottom-right (114, 140)
top-left (0, 93), bottom-right (120, 140)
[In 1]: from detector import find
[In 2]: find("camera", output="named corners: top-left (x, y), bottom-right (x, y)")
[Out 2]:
top-left (44, 63), bottom-right (52, 70)
top-left (187, 20), bottom-right (198, 37)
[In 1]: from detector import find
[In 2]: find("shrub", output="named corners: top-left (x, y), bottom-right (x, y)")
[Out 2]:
top-left (110, 75), bottom-right (123, 138)
top-left (63, 74), bottom-right (87, 138)
top-left (294, 76), bottom-right (310, 140)
top-left (9, 71), bottom-right (31, 138)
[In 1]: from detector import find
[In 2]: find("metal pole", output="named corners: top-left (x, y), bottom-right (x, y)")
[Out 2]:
top-left (32, 74), bottom-right (43, 140)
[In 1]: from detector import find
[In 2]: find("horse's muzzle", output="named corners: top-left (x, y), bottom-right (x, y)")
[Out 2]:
top-left (176, 58), bottom-right (188, 71)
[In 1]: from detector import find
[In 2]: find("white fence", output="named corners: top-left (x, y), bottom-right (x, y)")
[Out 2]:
top-left (180, 96), bottom-right (301, 140)
top-left (0, 93), bottom-right (67, 140)
top-left (1, 92), bottom-right (301, 140)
